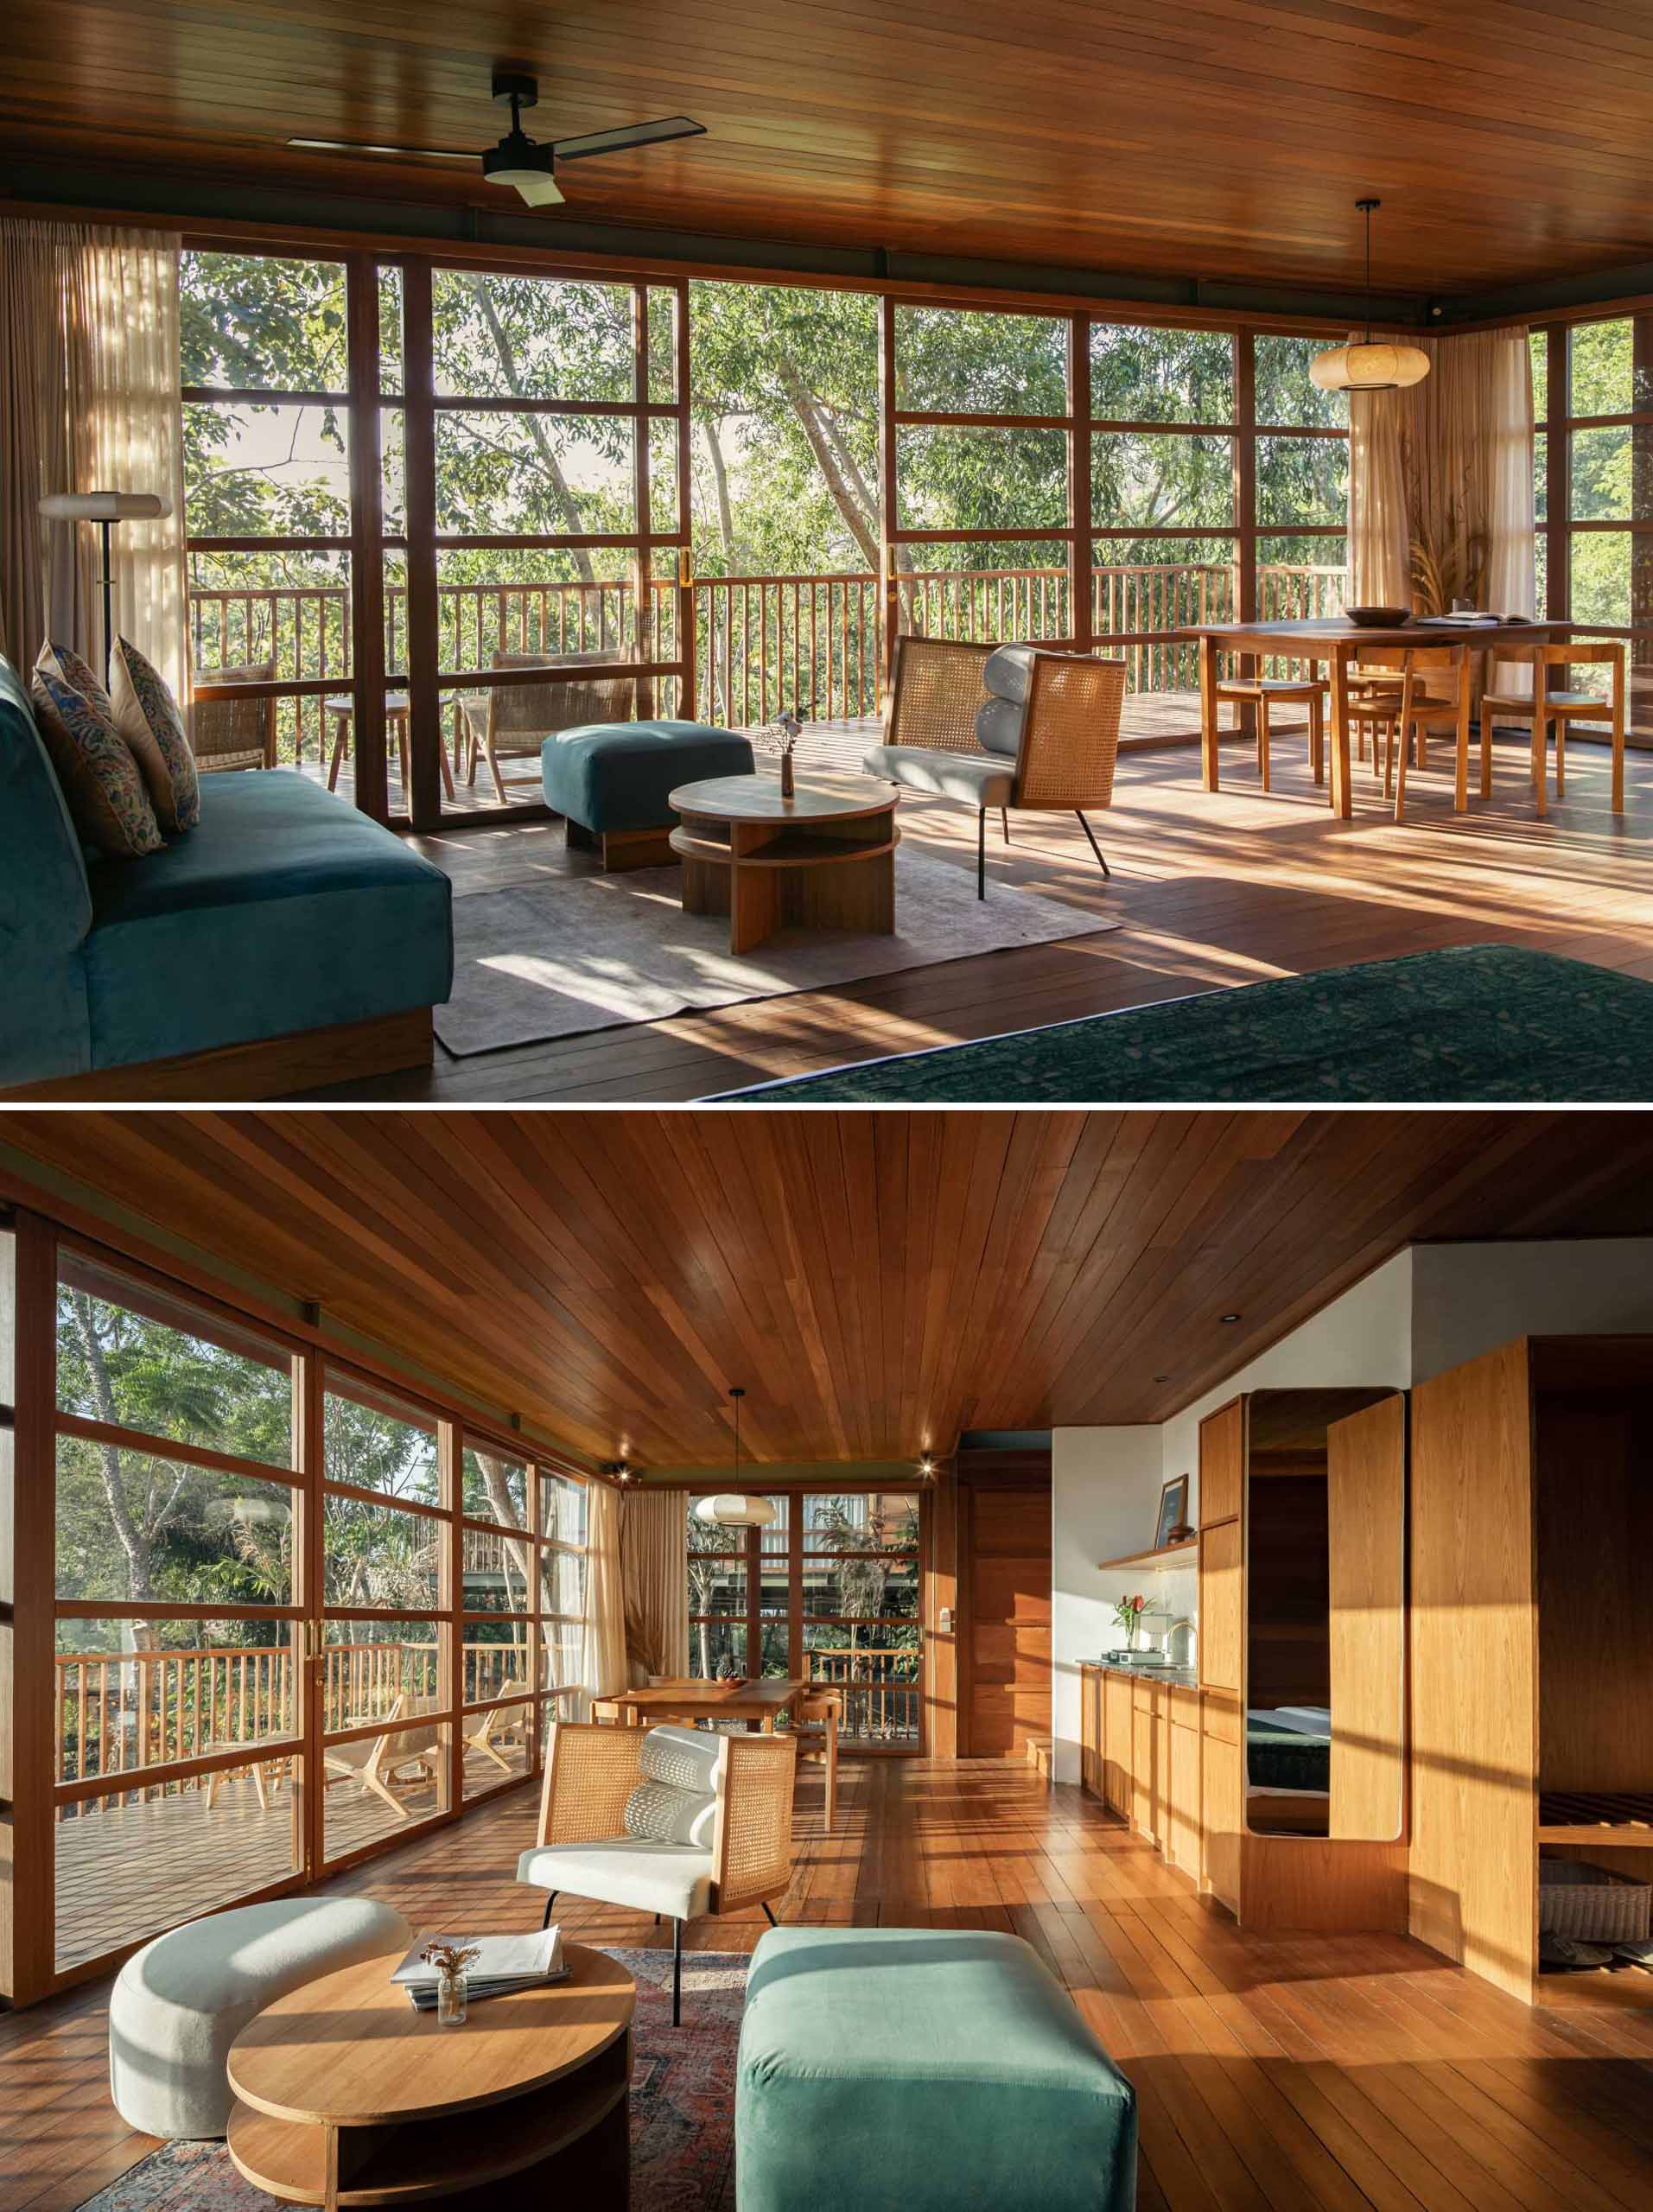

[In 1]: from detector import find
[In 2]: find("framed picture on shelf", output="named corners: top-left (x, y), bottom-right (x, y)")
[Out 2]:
top-left (1154, 1474), bottom-right (1190, 1552)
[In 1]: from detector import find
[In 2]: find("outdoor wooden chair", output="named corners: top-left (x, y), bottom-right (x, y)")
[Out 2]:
top-left (791, 1687), bottom-right (842, 1833)
top-left (864, 634), bottom-right (1127, 897)
top-left (463, 1678), bottom-right (531, 1772)
top-left (322, 1694), bottom-right (441, 1819)
top-left (1481, 641), bottom-right (1627, 816)
top-left (518, 1721), bottom-right (797, 2021)
top-left (190, 658), bottom-right (277, 772)
top-left (463, 649), bottom-right (638, 804)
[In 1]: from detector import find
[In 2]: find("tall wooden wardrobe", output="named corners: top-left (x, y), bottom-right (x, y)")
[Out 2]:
top-left (1408, 1334), bottom-right (1653, 2005)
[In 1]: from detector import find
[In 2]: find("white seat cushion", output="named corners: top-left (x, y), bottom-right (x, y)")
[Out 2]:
top-left (517, 1837), bottom-right (715, 1922)
top-left (108, 1895), bottom-right (410, 2140)
top-left (863, 744), bottom-right (1015, 810)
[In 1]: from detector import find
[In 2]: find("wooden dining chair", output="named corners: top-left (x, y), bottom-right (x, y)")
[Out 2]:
top-left (1211, 667), bottom-right (1324, 792)
top-left (1389, 645), bottom-right (1472, 823)
top-left (1480, 642), bottom-right (1627, 816)
top-left (791, 1688), bottom-right (842, 1834)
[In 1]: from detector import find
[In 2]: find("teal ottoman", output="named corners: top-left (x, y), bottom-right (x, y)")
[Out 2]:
top-left (735, 1928), bottom-right (1136, 2212)
top-left (541, 717), bottom-right (754, 870)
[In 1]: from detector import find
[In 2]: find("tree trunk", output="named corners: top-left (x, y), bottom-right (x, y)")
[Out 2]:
top-left (67, 1294), bottom-right (152, 1599)
top-left (464, 276), bottom-right (598, 588)
top-left (773, 360), bottom-right (881, 572)
top-left (703, 418), bottom-right (737, 563)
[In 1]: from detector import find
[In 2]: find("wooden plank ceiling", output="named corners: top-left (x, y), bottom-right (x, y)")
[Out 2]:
top-left (4, 1110), bottom-right (1652, 1471)
top-left (6, 3), bottom-right (1653, 298)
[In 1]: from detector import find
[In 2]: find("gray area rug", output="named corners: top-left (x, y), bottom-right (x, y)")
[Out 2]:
top-left (435, 844), bottom-right (1118, 1055)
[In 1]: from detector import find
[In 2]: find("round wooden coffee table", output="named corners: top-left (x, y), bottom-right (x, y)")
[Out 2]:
top-left (225, 1943), bottom-right (634, 2207)
top-left (668, 772), bottom-right (900, 954)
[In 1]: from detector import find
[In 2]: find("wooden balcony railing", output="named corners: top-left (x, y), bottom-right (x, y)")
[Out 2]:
top-left (54, 1637), bottom-right (534, 1802)
top-left (807, 1646), bottom-right (920, 1742)
top-left (186, 562), bottom-right (1348, 763)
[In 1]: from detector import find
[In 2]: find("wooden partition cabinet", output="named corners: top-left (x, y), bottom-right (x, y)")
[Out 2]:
top-left (1077, 1663), bottom-right (1201, 1881)
top-left (1409, 1333), bottom-right (1653, 2005)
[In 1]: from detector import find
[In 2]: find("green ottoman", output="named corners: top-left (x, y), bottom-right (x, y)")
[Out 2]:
top-left (541, 718), bottom-right (754, 871)
top-left (735, 1927), bottom-right (1136, 2212)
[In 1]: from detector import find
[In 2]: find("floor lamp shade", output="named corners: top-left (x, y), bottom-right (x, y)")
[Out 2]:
top-left (38, 491), bottom-right (174, 681)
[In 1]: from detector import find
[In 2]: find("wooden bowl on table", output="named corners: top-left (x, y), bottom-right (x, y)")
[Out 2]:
top-left (1345, 606), bottom-right (1410, 628)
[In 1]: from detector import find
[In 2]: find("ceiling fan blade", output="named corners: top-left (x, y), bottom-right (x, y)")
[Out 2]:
top-left (286, 138), bottom-right (475, 162)
top-left (551, 115), bottom-right (706, 163)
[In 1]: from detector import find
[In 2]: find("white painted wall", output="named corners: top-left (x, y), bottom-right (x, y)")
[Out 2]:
top-left (1050, 1426), bottom-right (1167, 1783)
top-left (1411, 1238), bottom-right (1653, 1382)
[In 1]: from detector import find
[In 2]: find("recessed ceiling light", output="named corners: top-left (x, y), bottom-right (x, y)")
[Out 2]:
top-left (1153, 1373), bottom-right (1171, 1383)
top-left (1219, 1313), bottom-right (1242, 1325)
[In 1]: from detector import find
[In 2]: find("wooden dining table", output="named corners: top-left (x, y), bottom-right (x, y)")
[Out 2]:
top-left (1188, 617), bottom-right (1569, 819)
top-left (616, 1679), bottom-right (809, 1732)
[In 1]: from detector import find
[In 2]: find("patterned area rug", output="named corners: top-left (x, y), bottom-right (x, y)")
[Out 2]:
top-left (434, 844), bottom-right (1116, 1055)
top-left (718, 944), bottom-right (1653, 1103)
top-left (77, 1948), bottom-right (746, 2212)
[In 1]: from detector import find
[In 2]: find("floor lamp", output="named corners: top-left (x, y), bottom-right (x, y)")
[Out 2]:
top-left (38, 490), bottom-right (172, 684)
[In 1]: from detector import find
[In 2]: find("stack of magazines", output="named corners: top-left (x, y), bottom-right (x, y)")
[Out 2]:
top-left (390, 1927), bottom-right (567, 2011)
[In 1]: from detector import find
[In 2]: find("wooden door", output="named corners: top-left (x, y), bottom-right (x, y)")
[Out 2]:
top-left (1326, 1394), bottom-right (1407, 1841)
top-left (958, 1480), bottom-right (1051, 1758)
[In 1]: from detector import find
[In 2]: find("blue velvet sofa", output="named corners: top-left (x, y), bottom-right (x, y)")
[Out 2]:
top-left (1, 656), bottom-right (453, 1097)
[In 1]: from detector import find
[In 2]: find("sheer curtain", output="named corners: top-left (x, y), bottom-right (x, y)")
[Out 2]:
top-left (0, 219), bottom-right (188, 690)
top-left (1349, 328), bottom-right (1535, 621)
top-left (580, 1478), bottom-right (628, 1713)
top-left (620, 1487), bottom-right (690, 1681)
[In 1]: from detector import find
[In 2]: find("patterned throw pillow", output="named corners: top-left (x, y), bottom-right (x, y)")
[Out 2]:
top-left (29, 659), bottom-right (164, 859)
top-left (111, 634), bottom-right (200, 834)
top-left (622, 1777), bottom-right (718, 1848)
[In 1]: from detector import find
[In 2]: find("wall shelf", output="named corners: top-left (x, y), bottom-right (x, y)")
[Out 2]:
top-left (1097, 1537), bottom-right (1198, 1573)
top-left (1538, 1787), bottom-right (1653, 1843)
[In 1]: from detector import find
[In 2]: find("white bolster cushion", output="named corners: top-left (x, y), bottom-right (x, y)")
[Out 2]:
top-left (975, 696), bottom-right (1024, 758)
top-left (982, 642), bottom-right (1039, 704)
top-left (639, 1722), bottom-right (722, 1794)
top-left (625, 1777), bottom-right (719, 1847)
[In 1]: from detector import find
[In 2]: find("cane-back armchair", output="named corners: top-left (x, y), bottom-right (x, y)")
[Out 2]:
top-left (190, 658), bottom-right (277, 772)
top-left (518, 1721), bottom-right (797, 2021)
top-left (464, 649), bottom-right (639, 804)
top-left (864, 634), bottom-right (1127, 895)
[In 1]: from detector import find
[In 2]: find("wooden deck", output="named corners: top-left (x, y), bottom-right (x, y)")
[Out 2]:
top-left (312, 718), bottom-right (1653, 1102)
top-left (9, 1760), bottom-right (1651, 2212)
top-left (52, 1745), bottom-right (529, 1975)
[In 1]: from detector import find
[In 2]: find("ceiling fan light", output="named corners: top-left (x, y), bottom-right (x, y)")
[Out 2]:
top-left (1310, 340), bottom-right (1431, 394)
top-left (483, 137), bottom-right (563, 206)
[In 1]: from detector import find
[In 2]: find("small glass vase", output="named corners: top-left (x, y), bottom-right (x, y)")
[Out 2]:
top-left (436, 1967), bottom-right (468, 2027)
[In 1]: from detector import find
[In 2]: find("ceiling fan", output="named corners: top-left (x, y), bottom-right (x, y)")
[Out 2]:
top-left (288, 69), bottom-right (705, 208)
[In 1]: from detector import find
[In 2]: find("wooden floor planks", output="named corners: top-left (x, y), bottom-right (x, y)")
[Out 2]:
top-left (315, 729), bottom-right (1653, 1103)
top-left (3, 1759), bottom-right (1650, 2210)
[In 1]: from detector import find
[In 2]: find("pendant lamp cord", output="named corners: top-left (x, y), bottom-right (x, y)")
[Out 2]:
top-left (1358, 197), bottom-right (1378, 345)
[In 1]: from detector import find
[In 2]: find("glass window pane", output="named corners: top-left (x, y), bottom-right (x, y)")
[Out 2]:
top-left (1090, 324), bottom-right (1232, 424)
top-left (897, 426), bottom-right (1068, 531)
top-left (323, 1378), bottom-right (439, 1503)
top-left (322, 1619), bottom-right (442, 1729)
top-left (803, 1631), bottom-right (919, 1743)
top-left (57, 1747), bottom-right (300, 1974)
top-left (802, 1557), bottom-right (919, 1618)
top-left (463, 1668), bottom-right (531, 1796)
top-left (540, 1471), bottom-right (588, 1548)
top-left (181, 251), bottom-right (348, 391)
top-left (688, 1548), bottom-right (747, 1617)
top-left (1530, 330), bottom-right (1548, 424)
top-left (1256, 435), bottom-right (1348, 528)
top-left (1093, 432), bottom-right (1234, 530)
top-left (461, 1521), bottom-right (534, 1613)
top-left (323, 1493), bottom-right (441, 1611)
top-left (56, 1440), bottom-right (295, 1605)
top-left (462, 1624), bottom-right (534, 1707)
top-left (187, 546), bottom-right (353, 773)
top-left (436, 413), bottom-right (637, 535)
top-left (1569, 531), bottom-right (1653, 630)
top-left (1253, 336), bottom-right (1347, 429)
top-left (897, 539), bottom-right (1072, 642)
top-left (689, 1618), bottom-right (747, 1678)
top-left (1535, 530), bottom-right (1548, 619)
top-left (1568, 318), bottom-right (1643, 418)
top-left (647, 286), bottom-right (677, 401)
top-left (1093, 537), bottom-right (1237, 636)
top-left (378, 266), bottom-right (404, 396)
top-left (185, 401), bottom-right (350, 537)
top-left (539, 1546), bottom-right (587, 1618)
top-left (539, 1622), bottom-right (585, 1691)
top-left (381, 407), bottom-right (405, 534)
top-left (54, 1618), bottom-right (298, 1787)
top-left (57, 1255), bottom-right (293, 1465)
top-left (1570, 424), bottom-right (1648, 522)
top-left (1257, 535), bottom-right (1348, 620)
top-left (1535, 429), bottom-right (1548, 523)
top-left (895, 306), bottom-right (1068, 416)
top-left (432, 271), bottom-right (635, 401)
top-left (461, 1445), bottom-right (528, 1527)
top-left (802, 1492), bottom-right (919, 1548)
top-left (651, 416), bottom-right (680, 532)
top-left (325, 1718), bottom-right (450, 1857)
